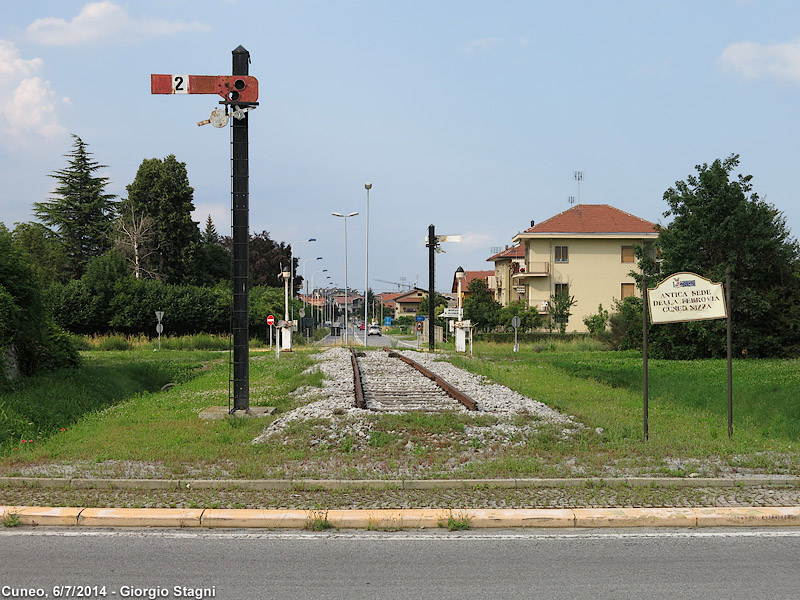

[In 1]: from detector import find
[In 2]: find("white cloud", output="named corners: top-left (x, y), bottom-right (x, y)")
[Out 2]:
top-left (25, 1), bottom-right (210, 46)
top-left (720, 39), bottom-right (800, 82)
top-left (0, 41), bottom-right (65, 146)
top-left (458, 37), bottom-right (504, 54)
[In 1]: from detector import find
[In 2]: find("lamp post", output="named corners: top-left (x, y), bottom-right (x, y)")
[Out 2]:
top-left (310, 268), bottom-right (328, 326)
top-left (290, 238), bottom-right (316, 322)
top-left (280, 265), bottom-right (292, 351)
top-left (302, 257), bottom-right (323, 315)
top-left (455, 266), bottom-right (466, 353)
top-left (332, 211), bottom-right (358, 345)
top-left (363, 182), bottom-right (372, 347)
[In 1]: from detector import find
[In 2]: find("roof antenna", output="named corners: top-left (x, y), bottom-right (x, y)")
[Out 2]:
top-left (573, 171), bottom-right (583, 204)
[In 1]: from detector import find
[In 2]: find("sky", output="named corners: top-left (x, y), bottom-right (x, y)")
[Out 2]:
top-left (2, 0), bottom-right (800, 293)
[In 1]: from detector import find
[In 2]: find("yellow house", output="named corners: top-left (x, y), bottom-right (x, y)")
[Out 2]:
top-left (510, 204), bottom-right (658, 332)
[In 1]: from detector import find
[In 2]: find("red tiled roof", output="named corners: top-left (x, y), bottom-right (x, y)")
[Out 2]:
top-left (487, 244), bottom-right (525, 262)
top-left (522, 204), bottom-right (656, 235)
top-left (452, 270), bottom-right (494, 293)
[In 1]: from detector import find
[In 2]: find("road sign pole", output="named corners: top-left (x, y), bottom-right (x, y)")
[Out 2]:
top-left (231, 46), bottom-right (250, 413)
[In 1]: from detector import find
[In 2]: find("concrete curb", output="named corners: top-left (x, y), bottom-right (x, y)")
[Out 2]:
top-left (3, 505), bottom-right (800, 529)
top-left (2, 476), bottom-right (798, 491)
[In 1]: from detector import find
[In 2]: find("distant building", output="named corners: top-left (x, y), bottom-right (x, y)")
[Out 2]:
top-left (506, 204), bottom-right (658, 332)
top-left (485, 245), bottom-right (525, 304)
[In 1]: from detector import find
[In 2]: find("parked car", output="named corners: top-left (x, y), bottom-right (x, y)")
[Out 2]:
top-left (358, 321), bottom-right (366, 330)
top-left (368, 324), bottom-right (381, 336)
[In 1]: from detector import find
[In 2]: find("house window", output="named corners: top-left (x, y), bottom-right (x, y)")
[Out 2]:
top-left (555, 246), bottom-right (568, 263)
top-left (554, 283), bottom-right (569, 297)
top-left (621, 283), bottom-right (635, 299)
top-left (621, 246), bottom-right (635, 263)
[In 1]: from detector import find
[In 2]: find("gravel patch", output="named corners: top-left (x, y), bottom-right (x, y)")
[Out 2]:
top-left (253, 347), bottom-right (582, 447)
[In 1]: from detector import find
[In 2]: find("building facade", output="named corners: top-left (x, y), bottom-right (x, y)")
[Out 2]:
top-left (507, 204), bottom-right (658, 332)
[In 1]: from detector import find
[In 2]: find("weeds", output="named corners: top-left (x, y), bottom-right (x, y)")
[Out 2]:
top-left (440, 512), bottom-right (471, 531)
top-left (305, 510), bottom-right (335, 531)
top-left (2, 512), bottom-right (20, 527)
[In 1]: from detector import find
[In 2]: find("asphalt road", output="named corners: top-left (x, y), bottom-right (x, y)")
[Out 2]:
top-left (2, 528), bottom-right (799, 600)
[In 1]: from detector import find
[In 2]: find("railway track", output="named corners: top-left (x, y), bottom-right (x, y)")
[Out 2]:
top-left (350, 347), bottom-right (478, 412)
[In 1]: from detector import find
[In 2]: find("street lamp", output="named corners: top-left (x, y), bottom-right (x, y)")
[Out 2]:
top-left (455, 266), bottom-right (465, 313)
top-left (280, 265), bottom-right (291, 351)
top-left (310, 268), bottom-right (328, 326)
top-left (455, 266), bottom-right (466, 353)
top-left (363, 182), bottom-right (372, 347)
top-left (290, 238), bottom-right (316, 321)
top-left (332, 211), bottom-right (358, 345)
top-left (302, 257), bottom-right (323, 315)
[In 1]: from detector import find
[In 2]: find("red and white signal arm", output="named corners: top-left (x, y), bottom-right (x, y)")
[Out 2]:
top-left (151, 74), bottom-right (259, 103)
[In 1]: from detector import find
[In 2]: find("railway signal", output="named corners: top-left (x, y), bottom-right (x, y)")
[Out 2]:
top-left (151, 46), bottom-right (259, 414)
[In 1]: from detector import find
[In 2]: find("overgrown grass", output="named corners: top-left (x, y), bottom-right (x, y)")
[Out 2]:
top-left (448, 343), bottom-right (800, 455)
top-left (0, 348), bottom-right (321, 476)
top-left (0, 350), bottom-right (219, 448)
top-left (2, 340), bottom-right (798, 481)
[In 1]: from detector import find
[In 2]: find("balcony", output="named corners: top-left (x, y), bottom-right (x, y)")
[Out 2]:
top-left (532, 299), bottom-right (550, 314)
top-left (512, 261), bottom-right (550, 278)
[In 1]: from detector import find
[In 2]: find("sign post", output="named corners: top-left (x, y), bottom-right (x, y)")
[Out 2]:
top-left (511, 315), bottom-right (521, 352)
top-left (645, 272), bottom-right (731, 439)
top-left (151, 46), bottom-right (259, 414)
top-left (267, 315), bottom-right (275, 350)
top-left (155, 311), bottom-right (164, 352)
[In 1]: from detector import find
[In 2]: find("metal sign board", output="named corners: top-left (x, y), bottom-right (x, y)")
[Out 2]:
top-left (441, 308), bottom-right (462, 319)
top-left (155, 311), bottom-right (164, 322)
top-left (511, 316), bottom-right (521, 328)
top-left (156, 323), bottom-right (164, 334)
top-left (415, 315), bottom-right (426, 321)
top-left (648, 272), bottom-right (726, 324)
top-left (267, 315), bottom-right (275, 326)
top-left (151, 74), bottom-right (259, 102)
top-left (384, 316), bottom-right (391, 326)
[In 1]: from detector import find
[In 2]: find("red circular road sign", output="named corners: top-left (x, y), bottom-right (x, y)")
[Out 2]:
top-left (267, 315), bottom-right (275, 326)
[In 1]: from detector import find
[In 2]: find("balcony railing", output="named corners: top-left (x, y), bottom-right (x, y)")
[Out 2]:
top-left (512, 261), bottom-right (550, 277)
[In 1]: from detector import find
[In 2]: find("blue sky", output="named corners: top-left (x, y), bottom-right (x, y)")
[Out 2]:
top-left (2, 0), bottom-right (799, 293)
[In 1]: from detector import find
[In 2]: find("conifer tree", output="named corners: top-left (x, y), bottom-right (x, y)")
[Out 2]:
top-left (33, 135), bottom-right (117, 278)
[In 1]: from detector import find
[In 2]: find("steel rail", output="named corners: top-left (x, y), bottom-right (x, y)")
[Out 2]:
top-left (381, 347), bottom-right (478, 411)
top-left (350, 348), bottom-right (367, 409)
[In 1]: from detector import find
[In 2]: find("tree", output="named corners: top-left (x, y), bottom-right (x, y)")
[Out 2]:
top-left (11, 222), bottom-right (70, 286)
top-left (583, 304), bottom-right (610, 335)
top-left (222, 230), bottom-right (291, 288)
top-left (193, 216), bottom-right (230, 286)
top-left (125, 155), bottom-right (200, 284)
top-left (650, 154), bottom-right (800, 358)
top-left (463, 278), bottom-right (502, 330)
top-left (0, 225), bottom-right (79, 380)
top-left (114, 200), bottom-right (158, 280)
top-left (33, 135), bottom-right (117, 278)
top-left (499, 300), bottom-right (543, 331)
top-left (549, 289), bottom-right (577, 334)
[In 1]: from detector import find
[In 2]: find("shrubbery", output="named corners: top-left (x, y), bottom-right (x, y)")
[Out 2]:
top-left (0, 226), bottom-right (79, 381)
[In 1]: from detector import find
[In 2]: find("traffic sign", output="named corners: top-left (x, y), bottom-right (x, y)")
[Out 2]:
top-left (415, 315), bottom-right (426, 322)
top-left (156, 323), bottom-right (164, 334)
top-left (441, 308), bottom-right (462, 319)
top-left (267, 315), bottom-right (275, 326)
top-left (150, 74), bottom-right (259, 102)
top-left (155, 311), bottom-right (164, 322)
top-left (416, 322), bottom-right (423, 332)
top-left (511, 316), bottom-right (521, 328)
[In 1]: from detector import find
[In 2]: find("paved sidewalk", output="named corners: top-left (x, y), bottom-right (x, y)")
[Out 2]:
top-left (3, 505), bottom-right (800, 529)
top-left (2, 476), bottom-right (800, 528)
